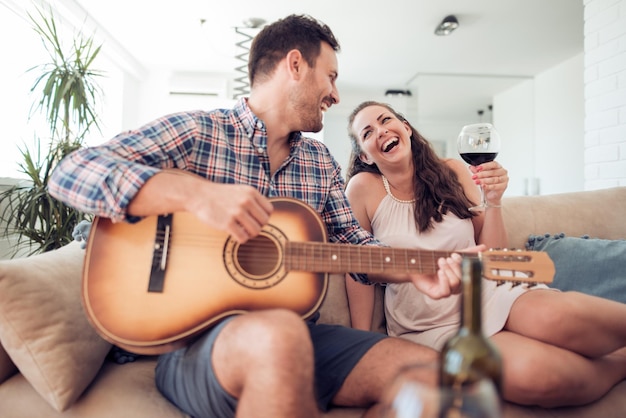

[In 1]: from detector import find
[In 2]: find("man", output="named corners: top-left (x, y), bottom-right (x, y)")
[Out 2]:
top-left (49, 14), bottom-right (465, 418)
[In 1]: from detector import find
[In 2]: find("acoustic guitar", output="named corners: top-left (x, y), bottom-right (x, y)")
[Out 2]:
top-left (82, 197), bottom-right (554, 355)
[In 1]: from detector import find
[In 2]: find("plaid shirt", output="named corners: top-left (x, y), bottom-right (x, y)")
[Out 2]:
top-left (49, 98), bottom-right (379, 282)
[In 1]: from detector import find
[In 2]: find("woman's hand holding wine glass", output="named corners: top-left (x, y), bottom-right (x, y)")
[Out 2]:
top-left (457, 123), bottom-right (505, 211)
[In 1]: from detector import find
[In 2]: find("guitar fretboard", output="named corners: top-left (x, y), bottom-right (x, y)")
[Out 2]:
top-left (285, 242), bottom-right (450, 274)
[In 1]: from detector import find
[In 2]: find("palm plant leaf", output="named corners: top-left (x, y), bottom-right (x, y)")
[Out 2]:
top-left (27, 6), bottom-right (104, 143)
top-left (0, 6), bottom-right (102, 256)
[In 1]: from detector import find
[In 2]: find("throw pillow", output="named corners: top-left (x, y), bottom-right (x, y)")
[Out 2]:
top-left (526, 233), bottom-right (626, 304)
top-left (0, 341), bottom-right (17, 384)
top-left (0, 241), bottom-right (111, 411)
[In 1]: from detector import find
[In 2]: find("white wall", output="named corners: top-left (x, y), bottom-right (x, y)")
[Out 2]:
top-left (584, 0), bottom-right (626, 189)
top-left (132, 70), bottom-right (234, 127)
top-left (492, 80), bottom-right (536, 196)
top-left (0, 6), bottom-right (48, 178)
top-left (494, 54), bottom-right (585, 196)
top-left (534, 54), bottom-right (585, 194)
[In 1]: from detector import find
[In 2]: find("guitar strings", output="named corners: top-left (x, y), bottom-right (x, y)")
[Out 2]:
top-left (155, 230), bottom-right (446, 274)
top-left (152, 231), bottom-right (543, 283)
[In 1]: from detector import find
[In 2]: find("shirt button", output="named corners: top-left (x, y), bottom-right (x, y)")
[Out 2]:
top-left (257, 147), bottom-right (264, 154)
top-left (256, 121), bottom-right (263, 129)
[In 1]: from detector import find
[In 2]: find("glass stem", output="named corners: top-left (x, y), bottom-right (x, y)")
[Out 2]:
top-left (480, 184), bottom-right (487, 207)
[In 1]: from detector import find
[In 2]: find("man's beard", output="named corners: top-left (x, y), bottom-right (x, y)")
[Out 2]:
top-left (302, 111), bottom-right (324, 133)
top-left (292, 88), bottom-right (324, 133)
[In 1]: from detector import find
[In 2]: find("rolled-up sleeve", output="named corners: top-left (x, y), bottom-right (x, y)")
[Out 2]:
top-left (48, 148), bottom-right (159, 222)
top-left (48, 112), bottom-right (199, 222)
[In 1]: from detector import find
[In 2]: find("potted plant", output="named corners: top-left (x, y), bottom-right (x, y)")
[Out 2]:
top-left (0, 6), bottom-right (104, 256)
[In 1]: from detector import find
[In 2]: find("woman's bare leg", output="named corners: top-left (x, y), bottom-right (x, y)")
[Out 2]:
top-left (491, 330), bottom-right (626, 407)
top-left (505, 290), bottom-right (626, 357)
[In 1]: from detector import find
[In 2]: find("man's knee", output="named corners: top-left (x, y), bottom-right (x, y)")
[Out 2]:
top-left (221, 310), bottom-right (312, 359)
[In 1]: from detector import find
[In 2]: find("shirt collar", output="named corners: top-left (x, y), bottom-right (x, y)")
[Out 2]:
top-left (234, 98), bottom-right (264, 138)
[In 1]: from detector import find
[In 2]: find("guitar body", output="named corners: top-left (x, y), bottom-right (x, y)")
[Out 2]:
top-left (82, 198), bottom-right (329, 354)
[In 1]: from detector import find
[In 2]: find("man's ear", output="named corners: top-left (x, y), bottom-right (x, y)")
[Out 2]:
top-left (359, 152), bottom-right (374, 165)
top-left (286, 49), bottom-right (304, 80)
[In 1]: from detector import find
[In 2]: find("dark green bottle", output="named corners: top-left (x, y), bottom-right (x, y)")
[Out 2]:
top-left (439, 256), bottom-right (503, 413)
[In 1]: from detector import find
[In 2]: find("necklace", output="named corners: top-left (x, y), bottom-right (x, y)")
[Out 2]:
top-left (381, 175), bottom-right (415, 204)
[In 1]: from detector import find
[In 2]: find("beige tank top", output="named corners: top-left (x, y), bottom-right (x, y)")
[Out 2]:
top-left (371, 176), bottom-right (531, 350)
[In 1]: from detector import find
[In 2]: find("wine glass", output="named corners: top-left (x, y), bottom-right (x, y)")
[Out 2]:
top-left (457, 123), bottom-right (501, 211)
top-left (380, 363), bottom-right (501, 418)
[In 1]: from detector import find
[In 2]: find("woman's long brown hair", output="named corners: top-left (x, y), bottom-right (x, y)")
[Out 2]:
top-left (346, 101), bottom-right (475, 233)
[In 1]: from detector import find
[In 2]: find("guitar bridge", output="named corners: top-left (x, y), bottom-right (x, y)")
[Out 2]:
top-left (148, 214), bottom-right (173, 292)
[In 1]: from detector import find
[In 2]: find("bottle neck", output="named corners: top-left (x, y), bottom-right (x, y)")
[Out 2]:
top-left (460, 256), bottom-right (482, 333)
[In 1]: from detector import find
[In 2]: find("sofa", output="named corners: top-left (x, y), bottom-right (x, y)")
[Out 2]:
top-left (1, 187), bottom-right (625, 418)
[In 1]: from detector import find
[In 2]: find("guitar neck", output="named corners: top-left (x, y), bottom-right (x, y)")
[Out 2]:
top-left (285, 242), bottom-right (448, 275)
top-left (284, 242), bottom-right (555, 284)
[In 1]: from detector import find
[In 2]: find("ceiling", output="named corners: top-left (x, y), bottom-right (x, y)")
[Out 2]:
top-left (61, 0), bottom-right (583, 122)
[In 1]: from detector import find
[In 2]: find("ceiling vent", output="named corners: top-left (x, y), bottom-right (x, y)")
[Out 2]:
top-left (169, 72), bottom-right (228, 98)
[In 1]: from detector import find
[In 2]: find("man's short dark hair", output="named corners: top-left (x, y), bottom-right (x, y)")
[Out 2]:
top-left (248, 14), bottom-right (340, 86)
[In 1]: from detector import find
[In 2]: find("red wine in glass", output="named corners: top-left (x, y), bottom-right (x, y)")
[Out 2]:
top-left (460, 152), bottom-right (498, 166)
top-left (457, 123), bottom-right (501, 211)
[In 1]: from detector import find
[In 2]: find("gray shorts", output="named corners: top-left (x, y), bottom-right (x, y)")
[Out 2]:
top-left (155, 315), bottom-right (387, 418)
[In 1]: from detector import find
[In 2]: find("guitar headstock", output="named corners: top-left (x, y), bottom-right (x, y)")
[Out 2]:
top-left (481, 249), bottom-right (554, 286)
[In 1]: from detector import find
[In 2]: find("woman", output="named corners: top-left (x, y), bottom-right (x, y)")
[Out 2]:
top-left (344, 100), bottom-right (626, 407)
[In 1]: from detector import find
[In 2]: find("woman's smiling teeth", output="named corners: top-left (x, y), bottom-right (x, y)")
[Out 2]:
top-left (382, 138), bottom-right (399, 152)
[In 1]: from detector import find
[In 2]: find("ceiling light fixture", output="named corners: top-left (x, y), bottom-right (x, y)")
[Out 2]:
top-left (384, 89), bottom-right (412, 97)
top-left (242, 17), bottom-right (266, 29)
top-left (434, 15), bottom-right (459, 36)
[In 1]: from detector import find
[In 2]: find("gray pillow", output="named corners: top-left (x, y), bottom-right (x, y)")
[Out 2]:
top-left (526, 233), bottom-right (626, 304)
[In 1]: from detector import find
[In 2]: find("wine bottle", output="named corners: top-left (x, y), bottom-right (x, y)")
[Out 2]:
top-left (439, 256), bottom-right (503, 412)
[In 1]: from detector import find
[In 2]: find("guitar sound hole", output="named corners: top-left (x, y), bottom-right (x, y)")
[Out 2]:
top-left (237, 235), bottom-right (280, 277)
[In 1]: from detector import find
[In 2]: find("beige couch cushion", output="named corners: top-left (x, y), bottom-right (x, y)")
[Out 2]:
top-left (0, 241), bottom-right (111, 411)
